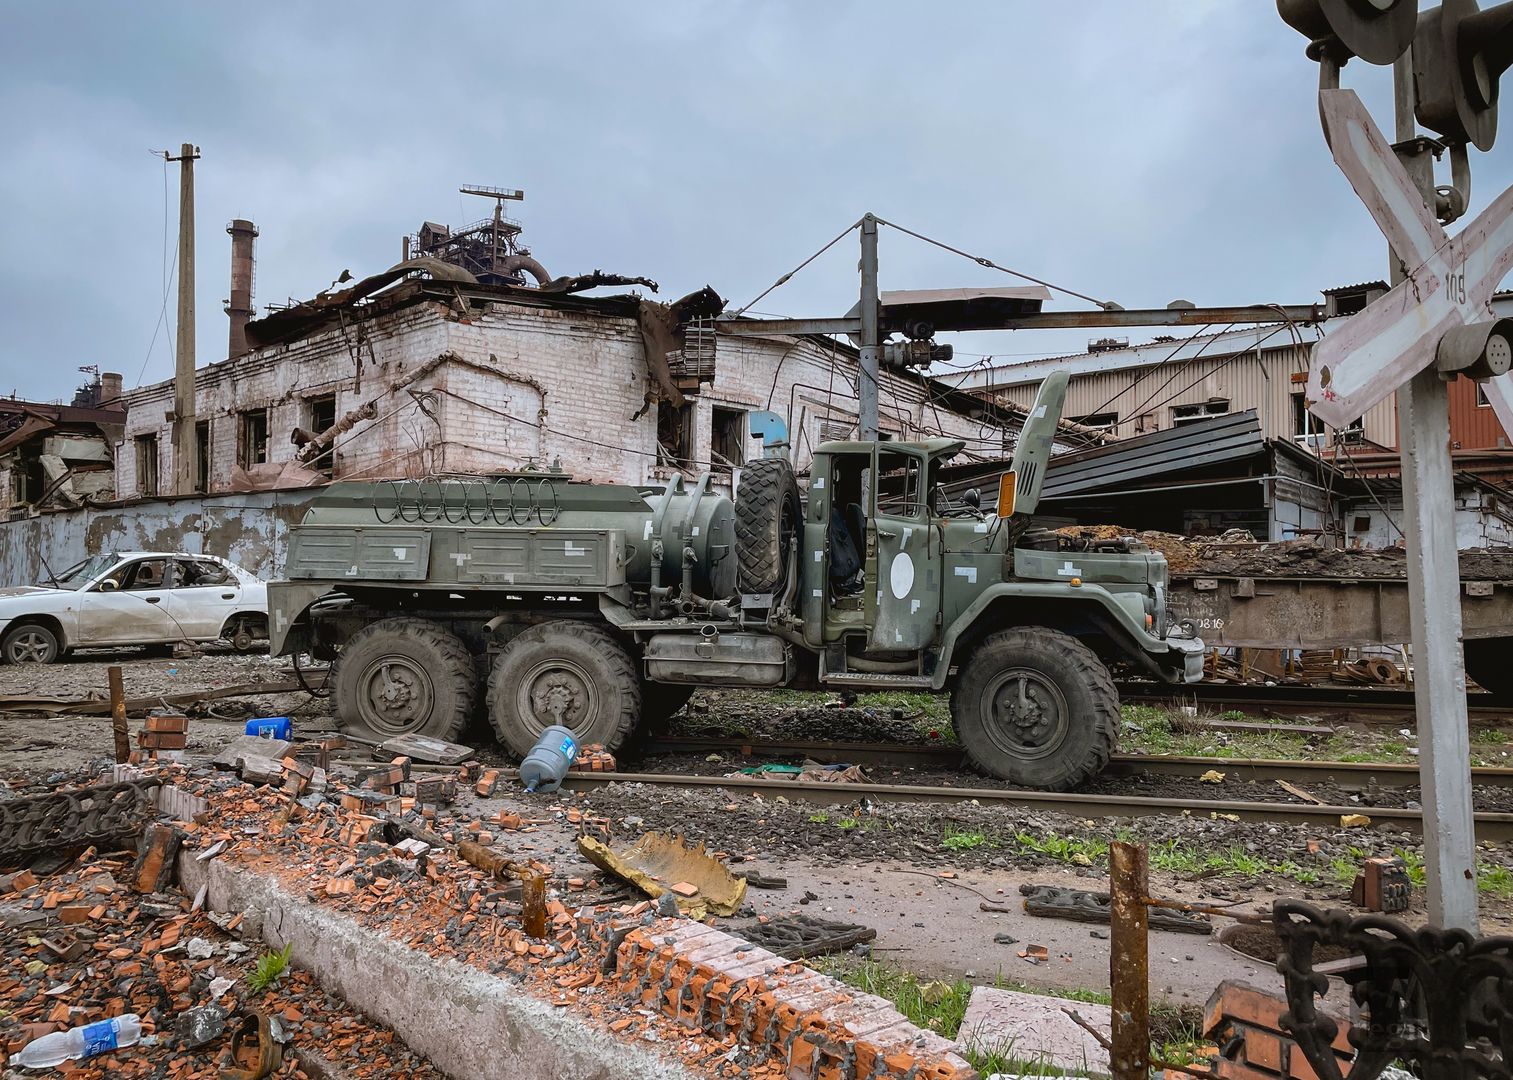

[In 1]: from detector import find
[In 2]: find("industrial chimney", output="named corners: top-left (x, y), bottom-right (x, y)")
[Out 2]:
top-left (225, 218), bottom-right (259, 358)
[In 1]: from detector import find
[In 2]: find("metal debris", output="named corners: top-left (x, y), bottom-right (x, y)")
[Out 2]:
top-left (0, 779), bottom-right (161, 862)
top-left (577, 832), bottom-right (746, 919)
top-left (1019, 883), bottom-right (1212, 935)
top-left (735, 914), bottom-right (877, 960)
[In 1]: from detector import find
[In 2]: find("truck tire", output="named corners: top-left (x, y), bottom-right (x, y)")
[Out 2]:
top-left (330, 617), bottom-right (476, 742)
top-left (487, 622), bottom-right (641, 758)
top-left (1465, 637), bottom-right (1513, 702)
top-left (735, 457), bottom-right (801, 594)
top-left (639, 682), bottom-right (695, 733)
top-left (950, 627), bottom-right (1117, 790)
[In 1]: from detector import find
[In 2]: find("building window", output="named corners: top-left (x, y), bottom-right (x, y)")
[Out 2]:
top-left (1292, 393), bottom-right (1311, 437)
top-left (238, 408), bottom-right (269, 468)
top-left (1072, 411), bottom-right (1119, 432)
top-left (656, 400), bottom-right (694, 469)
top-left (135, 434), bottom-right (159, 496)
top-left (710, 406), bottom-right (746, 472)
top-left (1171, 399), bottom-right (1230, 426)
top-left (193, 419), bottom-right (209, 493)
top-left (1479, 384), bottom-right (1493, 408)
top-left (305, 393), bottom-right (337, 475)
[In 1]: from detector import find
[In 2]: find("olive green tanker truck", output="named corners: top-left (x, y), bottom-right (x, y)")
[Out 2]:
top-left (267, 372), bottom-right (1203, 790)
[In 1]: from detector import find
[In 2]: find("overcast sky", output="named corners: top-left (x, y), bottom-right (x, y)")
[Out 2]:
top-left (3, 2), bottom-right (1506, 403)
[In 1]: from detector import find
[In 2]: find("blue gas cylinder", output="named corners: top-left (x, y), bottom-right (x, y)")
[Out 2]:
top-left (519, 725), bottom-right (578, 793)
top-left (246, 716), bottom-right (292, 741)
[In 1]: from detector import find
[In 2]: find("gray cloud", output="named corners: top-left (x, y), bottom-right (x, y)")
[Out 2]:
top-left (3, 2), bottom-right (1510, 400)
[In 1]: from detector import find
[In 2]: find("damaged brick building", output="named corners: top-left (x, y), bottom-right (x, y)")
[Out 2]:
top-left (113, 261), bottom-right (1031, 503)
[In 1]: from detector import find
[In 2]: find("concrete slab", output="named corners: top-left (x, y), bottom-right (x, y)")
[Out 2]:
top-left (954, 986), bottom-right (1111, 1077)
top-left (178, 854), bottom-right (700, 1080)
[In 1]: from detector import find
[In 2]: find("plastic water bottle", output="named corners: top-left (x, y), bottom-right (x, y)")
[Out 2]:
top-left (518, 725), bottom-right (578, 793)
top-left (9, 1014), bottom-right (142, 1068)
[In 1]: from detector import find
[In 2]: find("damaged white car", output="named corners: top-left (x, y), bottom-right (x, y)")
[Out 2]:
top-left (0, 552), bottom-right (269, 664)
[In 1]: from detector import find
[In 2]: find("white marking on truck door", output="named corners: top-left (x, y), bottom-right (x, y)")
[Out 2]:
top-left (692, 526), bottom-right (700, 537)
top-left (812, 477), bottom-right (825, 489)
top-left (910, 598), bottom-right (920, 613)
top-left (902, 527), bottom-right (912, 548)
top-left (889, 552), bottom-right (915, 599)
top-left (451, 553), bottom-right (472, 567)
top-left (974, 522), bottom-right (989, 533)
top-left (815, 550), bottom-right (823, 562)
top-left (953, 566), bottom-right (978, 584)
top-left (1032, 405), bottom-right (1047, 418)
top-left (392, 547), bottom-right (408, 560)
top-left (643, 521), bottom-right (654, 540)
top-left (564, 541), bottom-right (586, 557)
top-left (1057, 561), bottom-right (1082, 577)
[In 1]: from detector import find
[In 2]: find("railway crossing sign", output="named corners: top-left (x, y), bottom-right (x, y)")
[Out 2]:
top-left (1306, 87), bottom-right (1513, 429)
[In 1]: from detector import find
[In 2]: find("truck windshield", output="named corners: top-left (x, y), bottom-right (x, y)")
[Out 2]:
top-left (49, 553), bottom-right (119, 590)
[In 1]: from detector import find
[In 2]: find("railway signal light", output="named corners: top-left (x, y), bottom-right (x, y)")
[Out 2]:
top-left (1437, 318), bottom-right (1513, 379)
top-left (1277, 0), bottom-right (1417, 64)
top-left (1414, 0), bottom-right (1513, 150)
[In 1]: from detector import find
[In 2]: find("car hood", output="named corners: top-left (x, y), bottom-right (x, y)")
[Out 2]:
top-left (0, 586), bottom-right (61, 600)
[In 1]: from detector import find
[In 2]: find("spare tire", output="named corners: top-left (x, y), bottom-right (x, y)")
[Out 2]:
top-left (734, 456), bottom-right (801, 594)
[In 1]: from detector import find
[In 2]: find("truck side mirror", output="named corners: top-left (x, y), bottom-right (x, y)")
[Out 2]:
top-left (963, 488), bottom-right (982, 510)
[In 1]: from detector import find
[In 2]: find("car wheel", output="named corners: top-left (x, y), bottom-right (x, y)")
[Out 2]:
top-left (2, 623), bottom-right (61, 665)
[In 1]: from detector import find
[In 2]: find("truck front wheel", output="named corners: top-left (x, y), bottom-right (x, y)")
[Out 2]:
top-left (330, 617), bottom-right (476, 742)
top-left (487, 622), bottom-right (641, 758)
top-left (950, 627), bottom-right (1117, 790)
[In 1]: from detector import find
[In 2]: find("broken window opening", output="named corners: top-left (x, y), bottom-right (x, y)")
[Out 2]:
top-left (1171, 399), bottom-right (1230, 427)
top-left (135, 434), bottom-right (159, 497)
top-left (305, 393), bottom-right (337, 476)
top-left (710, 406), bottom-right (746, 473)
top-left (1072, 411), bottom-right (1119, 433)
top-left (238, 408), bottom-right (269, 469)
top-left (656, 400), bottom-right (694, 470)
top-left (193, 420), bottom-right (209, 493)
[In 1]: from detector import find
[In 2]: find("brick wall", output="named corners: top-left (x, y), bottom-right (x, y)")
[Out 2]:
top-left (115, 295), bottom-right (1019, 497)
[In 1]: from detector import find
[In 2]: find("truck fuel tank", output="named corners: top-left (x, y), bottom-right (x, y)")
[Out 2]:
top-left (644, 629), bottom-right (792, 686)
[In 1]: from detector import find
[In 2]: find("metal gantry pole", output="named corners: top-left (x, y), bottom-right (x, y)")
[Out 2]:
top-left (1390, 53), bottom-right (1480, 931)
top-left (169, 142), bottom-right (200, 496)
top-left (858, 213), bottom-right (880, 442)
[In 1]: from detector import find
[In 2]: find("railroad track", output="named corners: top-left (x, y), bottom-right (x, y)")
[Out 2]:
top-left (1114, 680), bottom-right (1513, 720)
top-left (637, 736), bottom-right (1513, 789)
top-left (557, 768), bottom-right (1513, 842)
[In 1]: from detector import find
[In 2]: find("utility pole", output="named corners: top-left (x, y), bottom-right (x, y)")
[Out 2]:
top-left (1389, 54), bottom-right (1480, 931)
top-left (858, 213), bottom-right (880, 442)
top-left (166, 143), bottom-right (200, 496)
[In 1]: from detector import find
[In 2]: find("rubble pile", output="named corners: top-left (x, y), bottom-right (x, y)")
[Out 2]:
top-left (2, 751), bottom-right (973, 1079)
top-left (1057, 525), bottom-right (1513, 580)
top-left (0, 842), bottom-right (440, 1078)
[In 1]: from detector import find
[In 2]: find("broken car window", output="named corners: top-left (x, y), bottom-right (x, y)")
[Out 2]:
top-left (51, 554), bottom-right (120, 590)
top-left (177, 559), bottom-right (232, 588)
top-left (118, 559), bottom-right (169, 592)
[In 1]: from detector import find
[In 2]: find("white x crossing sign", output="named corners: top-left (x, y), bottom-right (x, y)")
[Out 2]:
top-left (1307, 88), bottom-right (1513, 431)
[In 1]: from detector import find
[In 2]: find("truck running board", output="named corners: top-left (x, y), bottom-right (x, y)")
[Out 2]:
top-left (820, 671), bottom-right (934, 688)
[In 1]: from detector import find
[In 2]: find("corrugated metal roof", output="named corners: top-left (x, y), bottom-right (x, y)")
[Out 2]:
top-left (940, 410), bottom-right (1265, 512)
top-left (1039, 410), bottom-right (1264, 500)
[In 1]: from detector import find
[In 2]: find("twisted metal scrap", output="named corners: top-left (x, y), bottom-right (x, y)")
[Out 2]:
top-left (0, 779), bottom-right (161, 862)
top-left (1275, 899), bottom-right (1513, 1080)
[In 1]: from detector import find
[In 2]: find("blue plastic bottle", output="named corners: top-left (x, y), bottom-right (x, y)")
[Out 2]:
top-left (519, 726), bottom-right (578, 793)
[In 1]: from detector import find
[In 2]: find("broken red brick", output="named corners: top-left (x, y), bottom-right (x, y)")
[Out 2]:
top-left (475, 769), bottom-right (500, 797)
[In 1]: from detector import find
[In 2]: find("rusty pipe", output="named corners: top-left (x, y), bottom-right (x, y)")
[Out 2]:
top-left (500, 254), bottom-right (551, 287)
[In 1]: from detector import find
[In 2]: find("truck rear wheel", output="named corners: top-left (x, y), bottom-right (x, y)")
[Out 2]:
top-left (950, 627), bottom-right (1117, 790)
top-left (330, 617), bottom-right (476, 742)
top-left (735, 457), bottom-right (801, 594)
top-left (487, 622), bottom-right (641, 758)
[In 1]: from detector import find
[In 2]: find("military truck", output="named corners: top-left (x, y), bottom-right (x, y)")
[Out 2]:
top-left (267, 372), bottom-right (1203, 790)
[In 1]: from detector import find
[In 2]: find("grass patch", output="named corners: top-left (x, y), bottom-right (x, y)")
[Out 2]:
top-left (1016, 831), bottom-right (1109, 866)
top-left (247, 943), bottom-right (292, 994)
top-left (814, 957), bottom-right (1201, 1074)
top-left (808, 811), bottom-right (830, 824)
top-left (941, 824), bottom-right (990, 851)
top-left (1481, 864), bottom-right (1513, 898)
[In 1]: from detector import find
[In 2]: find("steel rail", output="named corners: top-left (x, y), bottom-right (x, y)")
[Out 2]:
top-left (1114, 681), bottom-right (1513, 718)
top-left (637, 736), bottom-right (1513, 789)
top-left (553, 770), bottom-right (1513, 842)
